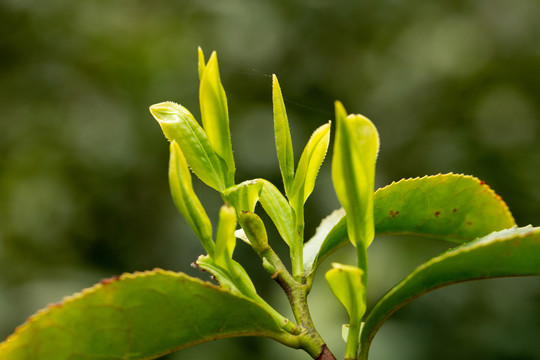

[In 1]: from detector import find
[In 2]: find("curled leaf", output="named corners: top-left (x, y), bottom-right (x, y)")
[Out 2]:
top-left (223, 180), bottom-right (263, 213)
top-left (150, 101), bottom-right (225, 191)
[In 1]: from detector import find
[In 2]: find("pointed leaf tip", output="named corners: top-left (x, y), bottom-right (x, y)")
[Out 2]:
top-left (290, 122), bottom-right (331, 209)
top-left (272, 74), bottom-right (295, 197)
top-left (199, 50), bottom-right (235, 187)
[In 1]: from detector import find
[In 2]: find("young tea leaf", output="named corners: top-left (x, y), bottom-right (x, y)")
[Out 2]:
top-left (258, 179), bottom-right (295, 247)
top-left (358, 226), bottom-right (540, 359)
top-left (325, 263), bottom-right (366, 327)
top-left (169, 141), bottom-right (214, 256)
top-left (197, 46), bottom-right (206, 80)
top-left (332, 101), bottom-right (379, 249)
top-left (223, 180), bottom-right (263, 213)
top-left (303, 208), bottom-right (345, 275)
top-left (214, 205), bottom-right (238, 268)
top-left (326, 263), bottom-right (366, 359)
top-left (199, 51), bottom-right (235, 187)
top-left (150, 101), bottom-right (225, 191)
top-left (0, 270), bottom-right (294, 360)
top-left (237, 211), bottom-right (270, 254)
top-left (289, 122), bottom-right (331, 210)
top-left (272, 75), bottom-right (295, 197)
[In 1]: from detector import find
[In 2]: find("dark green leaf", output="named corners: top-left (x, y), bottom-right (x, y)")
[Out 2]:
top-left (359, 226), bottom-right (540, 359)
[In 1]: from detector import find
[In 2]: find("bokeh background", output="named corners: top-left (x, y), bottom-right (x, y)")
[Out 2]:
top-left (1, 1), bottom-right (540, 359)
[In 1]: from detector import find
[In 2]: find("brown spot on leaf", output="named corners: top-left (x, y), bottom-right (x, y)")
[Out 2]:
top-left (467, 221), bottom-right (473, 226)
top-left (48, 301), bottom-right (63, 309)
top-left (453, 208), bottom-right (457, 213)
top-left (434, 211), bottom-right (441, 217)
top-left (100, 275), bottom-right (121, 285)
top-left (479, 181), bottom-right (485, 185)
top-left (389, 210), bottom-right (400, 218)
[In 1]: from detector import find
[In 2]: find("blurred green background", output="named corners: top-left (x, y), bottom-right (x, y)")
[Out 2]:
top-left (1, 0), bottom-right (539, 359)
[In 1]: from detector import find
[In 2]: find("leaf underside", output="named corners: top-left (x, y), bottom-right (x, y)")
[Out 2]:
top-left (0, 269), bottom-right (286, 360)
top-left (359, 226), bottom-right (540, 358)
top-left (305, 173), bottom-right (516, 277)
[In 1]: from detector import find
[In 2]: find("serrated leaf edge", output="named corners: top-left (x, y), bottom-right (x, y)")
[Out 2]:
top-left (0, 268), bottom-right (276, 350)
top-left (375, 172), bottom-right (515, 226)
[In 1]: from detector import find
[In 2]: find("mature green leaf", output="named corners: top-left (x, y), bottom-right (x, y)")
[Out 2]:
top-left (169, 141), bottom-right (214, 256)
top-left (304, 174), bottom-right (516, 278)
top-left (150, 101), bottom-right (225, 191)
top-left (359, 226), bottom-right (540, 359)
top-left (257, 179), bottom-right (295, 247)
top-left (373, 174), bottom-right (515, 241)
top-left (272, 75), bottom-right (295, 197)
top-left (332, 101), bottom-right (379, 249)
top-left (0, 270), bottom-right (294, 360)
top-left (289, 122), bottom-right (331, 212)
top-left (199, 51), bottom-right (235, 187)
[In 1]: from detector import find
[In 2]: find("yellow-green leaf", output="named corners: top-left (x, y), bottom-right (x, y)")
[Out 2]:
top-left (223, 180), bottom-right (263, 213)
top-left (332, 101), bottom-right (379, 249)
top-left (326, 263), bottom-right (366, 359)
top-left (290, 122), bottom-right (331, 210)
top-left (197, 46), bottom-right (206, 80)
top-left (150, 101), bottom-right (225, 191)
top-left (199, 51), bottom-right (235, 186)
top-left (0, 270), bottom-right (293, 360)
top-left (214, 205), bottom-right (238, 268)
top-left (258, 179), bottom-right (296, 247)
top-left (169, 141), bottom-right (214, 256)
top-left (272, 75), bottom-right (295, 197)
top-left (237, 211), bottom-right (270, 255)
top-left (325, 263), bottom-right (366, 324)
